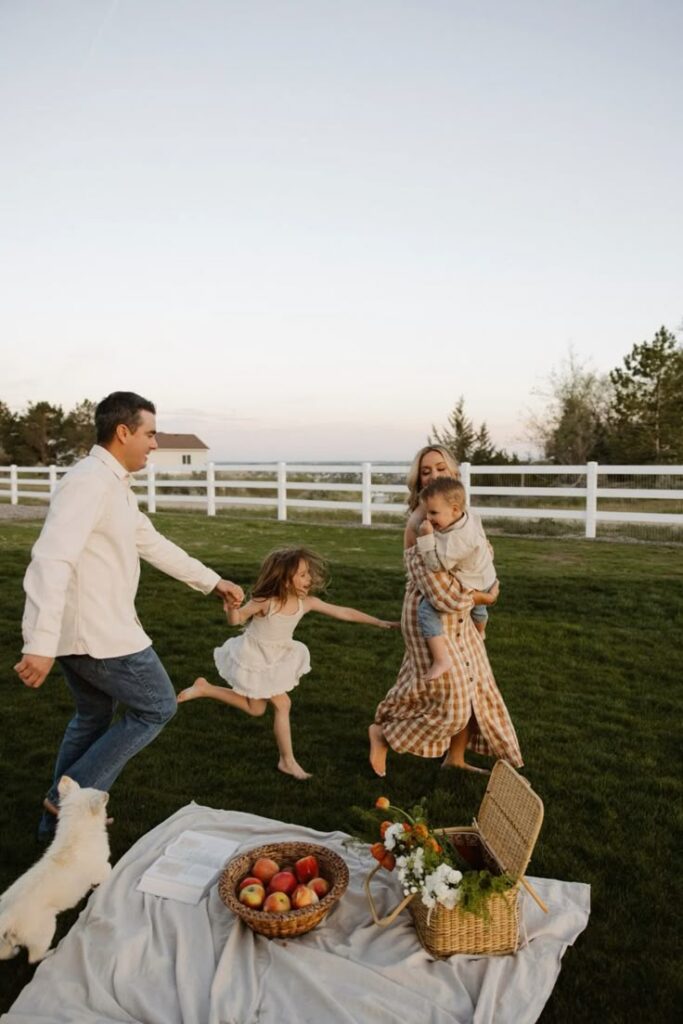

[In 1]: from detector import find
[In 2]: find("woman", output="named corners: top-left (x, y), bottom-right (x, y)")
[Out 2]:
top-left (368, 446), bottom-right (522, 776)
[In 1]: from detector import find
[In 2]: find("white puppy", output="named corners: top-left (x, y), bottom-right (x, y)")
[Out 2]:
top-left (0, 776), bottom-right (112, 963)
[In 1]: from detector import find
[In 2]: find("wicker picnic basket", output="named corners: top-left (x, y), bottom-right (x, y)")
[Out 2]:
top-left (365, 761), bottom-right (545, 957)
top-left (219, 841), bottom-right (349, 939)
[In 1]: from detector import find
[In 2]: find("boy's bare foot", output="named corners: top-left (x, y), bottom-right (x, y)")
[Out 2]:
top-left (440, 757), bottom-right (490, 775)
top-left (177, 677), bottom-right (211, 703)
top-left (278, 758), bottom-right (312, 780)
top-left (368, 724), bottom-right (388, 777)
top-left (424, 656), bottom-right (454, 681)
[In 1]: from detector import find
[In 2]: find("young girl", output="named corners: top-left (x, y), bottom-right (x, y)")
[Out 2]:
top-left (178, 546), bottom-right (399, 780)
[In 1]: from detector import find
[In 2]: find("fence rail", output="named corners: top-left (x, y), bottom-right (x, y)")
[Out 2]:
top-left (1, 461), bottom-right (682, 538)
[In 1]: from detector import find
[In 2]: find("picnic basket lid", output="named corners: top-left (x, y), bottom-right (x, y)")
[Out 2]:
top-left (474, 761), bottom-right (544, 881)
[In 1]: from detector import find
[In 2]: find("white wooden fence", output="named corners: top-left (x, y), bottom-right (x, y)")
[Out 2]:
top-left (1, 461), bottom-right (682, 538)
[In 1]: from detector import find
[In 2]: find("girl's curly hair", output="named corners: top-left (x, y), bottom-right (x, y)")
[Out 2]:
top-left (251, 547), bottom-right (328, 604)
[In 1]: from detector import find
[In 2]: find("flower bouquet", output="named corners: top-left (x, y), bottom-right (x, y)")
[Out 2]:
top-left (369, 797), bottom-right (514, 920)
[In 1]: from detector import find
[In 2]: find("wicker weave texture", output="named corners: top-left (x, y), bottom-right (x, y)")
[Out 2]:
top-left (409, 887), bottom-right (519, 957)
top-left (476, 761), bottom-right (544, 880)
top-left (219, 841), bottom-right (349, 939)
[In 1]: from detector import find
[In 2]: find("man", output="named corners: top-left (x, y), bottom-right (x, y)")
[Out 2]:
top-left (14, 391), bottom-right (244, 839)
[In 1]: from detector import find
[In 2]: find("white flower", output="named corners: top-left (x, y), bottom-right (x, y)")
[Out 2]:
top-left (383, 823), bottom-right (404, 851)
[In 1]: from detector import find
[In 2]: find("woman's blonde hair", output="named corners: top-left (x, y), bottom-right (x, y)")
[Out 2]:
top-left (252, 547), bottom-right (327, 603)
top-left (406, 445), bottom-right (460, 510)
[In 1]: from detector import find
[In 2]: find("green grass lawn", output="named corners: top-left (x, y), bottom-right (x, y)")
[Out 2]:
top-left (1, 513), bottom-right (682, 1021)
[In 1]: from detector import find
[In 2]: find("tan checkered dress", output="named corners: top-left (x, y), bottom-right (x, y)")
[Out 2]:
top-left (374, 546), bottom-right (523, 765)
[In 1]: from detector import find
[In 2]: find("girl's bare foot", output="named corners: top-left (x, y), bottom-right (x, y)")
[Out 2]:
top-left (368, 724), bottom-right (388, 777)
top-left (440, 757), bottom-right (490, 775)
top-left (177, 677), bottom-right (211, 703)
top-left (278, 758), bottom-right (312, 780)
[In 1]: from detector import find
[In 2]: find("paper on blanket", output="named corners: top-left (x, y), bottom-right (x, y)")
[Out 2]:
top-left (136, 829), bottom-right (238, 904)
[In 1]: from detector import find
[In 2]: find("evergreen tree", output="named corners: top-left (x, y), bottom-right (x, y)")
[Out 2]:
top-left (607, 327), bottom-right (683, 462)
top-left (529, 350), bottom-right (611, 463)
top-left (430, 397), bottom-right (515, 464)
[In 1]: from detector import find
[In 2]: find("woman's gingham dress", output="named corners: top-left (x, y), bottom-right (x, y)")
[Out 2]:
top-left (374, 546), bottom-right (522, 764)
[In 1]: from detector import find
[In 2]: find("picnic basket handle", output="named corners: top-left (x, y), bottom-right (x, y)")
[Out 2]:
top-left (365, 862), bottom-right (413, 927)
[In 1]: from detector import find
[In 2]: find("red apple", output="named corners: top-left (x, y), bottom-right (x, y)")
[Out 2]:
top-left (307, 877), bottom-right (330, 899)
top-left (268, 870), bottom-right (297, 896)
top-left (252, 857), bottom-right (280, 884)
top-left (291, 884), bottom-right (319, 909)
top-left (263, 891), bottom-right (291, 913)
top-left (239, 883), bottom-right (266, 909)
top-left (238, 875), bottom-right (262, 891)
top-left (294, 854), bottom-right (319, 884)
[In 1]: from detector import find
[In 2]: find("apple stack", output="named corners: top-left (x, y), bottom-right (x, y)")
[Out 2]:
top-left (219, 841), bottom-right (349, 939)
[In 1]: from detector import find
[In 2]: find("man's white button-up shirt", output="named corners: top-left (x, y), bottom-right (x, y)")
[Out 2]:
top-left (22, 445), bottom-right (220, 659)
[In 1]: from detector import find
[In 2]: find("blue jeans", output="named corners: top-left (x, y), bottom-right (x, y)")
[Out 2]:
top-left (418, 586), bottom-right (495, 638)
top-left (39, 647), bottom-right (177, 838)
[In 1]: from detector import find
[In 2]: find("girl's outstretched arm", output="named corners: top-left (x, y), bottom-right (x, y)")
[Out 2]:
top-left (225, 597), bottom-right (268, 626)
top-left (305, 596), bottom-right (400, 629)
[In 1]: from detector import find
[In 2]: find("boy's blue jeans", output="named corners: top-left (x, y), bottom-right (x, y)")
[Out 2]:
top-left (39, 647), bottom-right (177, 839)
top-left (417, 595), bottom-right (489, 638)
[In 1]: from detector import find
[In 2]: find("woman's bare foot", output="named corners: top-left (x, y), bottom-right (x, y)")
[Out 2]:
top-left (440, 757), bottom-right (490, 775)
top-left (278, 758), bottom-right (312, 780)
top-left (177, 677), bottom-right (211, 703)
top-left (368, 724), bottom-right (388, 777)
top-left (424, 656), bottom-right (454, 681)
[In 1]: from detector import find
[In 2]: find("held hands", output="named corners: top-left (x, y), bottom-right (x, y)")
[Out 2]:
top-left (14, 654), bottom-right (55, 689)
top-left (378, 620), bottom-right (402, 630)
top-left (418, 520), bottom-right (434, 536)
top-left (214, 579), bottom-right (244, 609)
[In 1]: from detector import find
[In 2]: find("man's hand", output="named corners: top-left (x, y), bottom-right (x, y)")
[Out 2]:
top-left (418, 520), bottom-right (434, 536)
top-left (14, 654), bottom-right (55, 689)
top-left (214, 579), bottom-right (244, 608)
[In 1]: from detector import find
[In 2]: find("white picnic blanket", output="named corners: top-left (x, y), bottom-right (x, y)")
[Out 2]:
top-left (2, 804), bottom-right (590, 1024)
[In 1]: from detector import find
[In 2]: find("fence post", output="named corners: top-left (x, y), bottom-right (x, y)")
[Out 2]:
top-left (207, 462), bottom-right (216, 517)
top-left (585, 461), bottom-right (597, 539)
top-left (147, 463), bottom-right (156, 514)
top-left (460, 461), bottom-right (471, 498)
top-left (48, 465), bottom-right (57, 496)
top-left (277, 462), bottom-right (287, 521)
top-left (361, 462), bottom-right (372, 526)
top-left (10, 465), bottom-right (18, 505)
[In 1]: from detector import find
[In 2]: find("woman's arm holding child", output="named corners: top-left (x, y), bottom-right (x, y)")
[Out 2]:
top-left (305, 597), bottom-right (400, 629)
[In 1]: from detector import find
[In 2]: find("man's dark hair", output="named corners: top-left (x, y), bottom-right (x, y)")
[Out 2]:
top-left (95, 392), bottom-right (156, 444)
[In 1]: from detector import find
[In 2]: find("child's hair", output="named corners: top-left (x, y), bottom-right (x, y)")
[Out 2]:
top-left (406, 445), bottom-right (460, 510)
top-left (251, 547), bottom-right (327, 602)
top-left (420, 477), bottom-right (467, 508)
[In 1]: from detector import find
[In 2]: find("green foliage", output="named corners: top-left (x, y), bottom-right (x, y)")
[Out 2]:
top-left (430, 396), bottom-right (517, 465)
top-left (456, 870), bottom-right (515, 919)
top-left (529, 349), bottom-right (611, 463)
top-left (0, 399), bottom-right (95, 465)
top-left (608, 326), bottom-right (683, 462)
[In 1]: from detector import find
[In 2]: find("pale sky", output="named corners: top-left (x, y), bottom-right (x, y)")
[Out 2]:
top-left (1, 0), bottom-right (681, 459)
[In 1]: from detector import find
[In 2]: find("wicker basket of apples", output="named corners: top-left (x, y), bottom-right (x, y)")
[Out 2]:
top-left (219, 841), bottom-right (349, 938)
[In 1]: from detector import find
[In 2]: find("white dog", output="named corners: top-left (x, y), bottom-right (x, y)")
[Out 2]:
top-left (0, 776), bottom-right (112, 963)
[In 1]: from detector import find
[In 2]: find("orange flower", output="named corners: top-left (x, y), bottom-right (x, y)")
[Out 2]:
top-left (380, 850), bottom-right (396, 871)
top-left (375, 796), bottom-right (390, 810)
top-left (413, 823), bottom-right (429, 841)
top-left (370, 842), bottom-right (387, 862)
top-left (379, 820), bottom-right (393, 839)
top-left (426, 837), bottom-right (442, 854)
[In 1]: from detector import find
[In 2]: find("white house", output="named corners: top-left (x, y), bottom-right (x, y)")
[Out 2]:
top-left (150, 433), bottom-right (210, 470)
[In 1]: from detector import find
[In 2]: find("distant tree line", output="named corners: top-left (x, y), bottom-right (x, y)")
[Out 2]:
top-left (2, 328), bottom-right (681, 467)
top-left (432, 326), bottom-right (683, 465)
top-left (0, 400), bottom-right (95, 465)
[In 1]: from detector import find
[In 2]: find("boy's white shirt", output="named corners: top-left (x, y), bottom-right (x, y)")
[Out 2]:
top-left (416, 509), bottom-right (497, 590)
top-left (22, 445), bottom-right (220, 659)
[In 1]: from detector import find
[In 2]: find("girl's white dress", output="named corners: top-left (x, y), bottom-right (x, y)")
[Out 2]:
top-left (213, 599), bottom-right (311, 698)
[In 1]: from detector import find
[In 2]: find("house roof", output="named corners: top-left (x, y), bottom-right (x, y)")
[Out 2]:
top-left (155, 433), bottom-right (209, 451)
